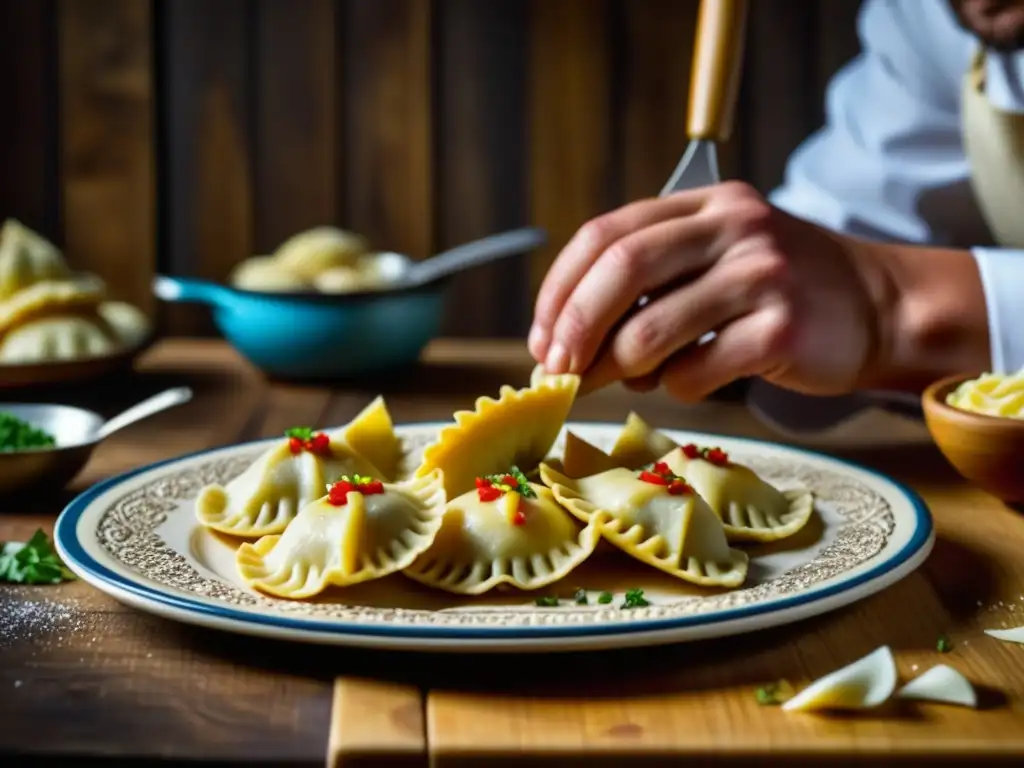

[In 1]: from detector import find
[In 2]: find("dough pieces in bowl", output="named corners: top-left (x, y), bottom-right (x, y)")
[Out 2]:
top-left (229, 255), bottom-right (311, 293)
top-left (274, 226), bottom-right (370, 278)
top-left (404, 468), bottom-right (602, 594)
top-left (237, 470), bottom-right (447, 598)
top-left (540, 462), bottom-right (749, 588)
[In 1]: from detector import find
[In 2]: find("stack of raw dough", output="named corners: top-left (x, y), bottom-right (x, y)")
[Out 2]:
top-left (228, 226), bottom-right (393, 294)
top-left (0, 219), bottom-right (151, 365)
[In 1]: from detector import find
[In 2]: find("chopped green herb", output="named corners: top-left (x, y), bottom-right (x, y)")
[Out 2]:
top-left (0, 412), bottom-right (56, 452)
top-left (621, 588), bottom-right (649, 609)
top-left (937, 635), bottom-right (952, 653)
top-left (485, 465), bottom-right (536, 498)
top-left (597, 591), bottom-right (614, 604)
top-left (534, 596), bottom-right (559, 607)
top-left (285, 426), bottom-right (315, 441)
top-left (0, 529), bottom-right (75, 584)
top-left (755, 680), bottom-right (794, 706)
top-left (573, 588), bottom-right (588, 605)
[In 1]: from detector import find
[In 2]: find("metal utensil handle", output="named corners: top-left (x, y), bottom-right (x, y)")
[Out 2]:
top-left (687, 0), bottom-right (749, 142)
top-left (407, 227), bottom-right (548, 286)
top-left (97, 387), bottom-right (194, 440)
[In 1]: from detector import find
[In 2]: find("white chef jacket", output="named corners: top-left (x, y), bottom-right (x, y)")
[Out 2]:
top-left (749, 0), bottom-right (1024, 431)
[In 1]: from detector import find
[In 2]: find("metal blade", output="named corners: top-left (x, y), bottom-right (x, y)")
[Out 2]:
top-left (660, 138), bottom-right (720, 196)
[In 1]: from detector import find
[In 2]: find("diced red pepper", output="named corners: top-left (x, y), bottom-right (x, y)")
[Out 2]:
top-left (638, 470), bottom-right (669, 486)
top-left (307, 432), bottom-right (331, 455)
top-left (364, 480), bottom-right (385, 495)
top-left (288, 436), bottom-right (305, 454)
top-left (502, 474), bottom-right (517, 487)
top-left (681, 444), bottom-right (701, 459)
top-left (475, 476), bottom-right (491, 489)
top-left (477, 485), bottom-right (502, 502)
top-left (705, 447), bottom-right (729, 465)
top-left (652, 462), bottom-right (670, 474)
top-left (667, 479), bottom-right (691, 495)
top-left (512, 509), bottom-right (527, 526)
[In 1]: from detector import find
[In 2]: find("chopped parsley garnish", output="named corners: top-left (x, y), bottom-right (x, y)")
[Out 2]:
top-left (755, 680), bottom-right (793, 706)
top-left (597, 591), bottom-right (613, 604)
top-left (284, 426), bottom-right (315, 441)
top-left (573, 588), bottom-right (588, 605)
top-left (534, 595), bottom-right (559, 607)
top-left (937, 635), bottom-right (952, 653)
top-left (621, 588), bottom-right (649, 609)
top-left (0, 412), bottom-right (56, 452)
top-left (0, 529), bottom-right (75, 584)
top-left (484, 465), bottom-right (536, 498)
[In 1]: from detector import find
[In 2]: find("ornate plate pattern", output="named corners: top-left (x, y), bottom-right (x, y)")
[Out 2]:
top-left (56, 423), bottom-right (933, 652)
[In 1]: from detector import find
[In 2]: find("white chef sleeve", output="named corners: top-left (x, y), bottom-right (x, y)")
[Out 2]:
top-left (972, 248), bottom-right (1024, 373)
top-left (768, 0), bottom-right (978, 247)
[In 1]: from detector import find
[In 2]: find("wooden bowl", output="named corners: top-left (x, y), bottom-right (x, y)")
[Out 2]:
top-left (922, 373), bottom-right (1024, 503)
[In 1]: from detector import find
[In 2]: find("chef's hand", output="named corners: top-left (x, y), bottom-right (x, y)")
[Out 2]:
top-left (527, 181), bottom-right (990, 400)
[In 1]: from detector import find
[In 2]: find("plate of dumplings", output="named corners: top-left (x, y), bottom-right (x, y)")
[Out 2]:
top-left (54, 367), bottom-right (934, 652)
top-left (0, 219), bottom-right (152, 387)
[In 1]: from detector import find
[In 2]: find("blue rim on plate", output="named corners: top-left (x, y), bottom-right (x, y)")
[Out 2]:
top-left (55, 423), bottom-right (934, 641)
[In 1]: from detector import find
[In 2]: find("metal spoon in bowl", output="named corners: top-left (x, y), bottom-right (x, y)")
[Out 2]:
top-left (372, 226), bottom-right (548, 290)
top-left (0, 386), bottom-right (194, 496)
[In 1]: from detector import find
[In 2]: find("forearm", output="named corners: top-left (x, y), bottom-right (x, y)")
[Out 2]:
top-left (859, 240), bottom-right (993, 392)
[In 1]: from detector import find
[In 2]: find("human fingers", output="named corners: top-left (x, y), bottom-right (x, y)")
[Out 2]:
top-left (660, 303), bottom-right (795, 403)
top-left (545, 213), bottom-right (720, 376)
top-left (528, 191), bottom-right (707, 364)
top-left (577, 249), bottom-right (786, 392)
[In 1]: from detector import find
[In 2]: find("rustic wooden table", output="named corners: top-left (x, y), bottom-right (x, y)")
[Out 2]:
top-left (2, 339), bottom-right (1023, 766)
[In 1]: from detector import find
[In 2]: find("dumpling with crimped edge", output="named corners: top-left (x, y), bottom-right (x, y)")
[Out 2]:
top-left (196, 426), bottom-right (385, 538)
top-left (339, 396), bottom-right (403, 482)
top-left (609, 411), bottom-right (681, 469)
top-left (0, 275), bottom-right (106, 335)
top-left (539, 463), bottom-right (748, 588)
top-left (656, 443), bottom-right (815, 543)
top-left (273, 226), bottom-right (370, 278)
top-left (96, 300), bottom-right (152, 349)
top-left (236, 470), bottom-right (446, 599)
top-left (0, 219), bottom-right (72, 300)
top-left (404, 466), bottom-right (601, 594)
top-left (415, 364), bottom-right (580, 497)
top-left (0, 312), bottom-right (120, 363)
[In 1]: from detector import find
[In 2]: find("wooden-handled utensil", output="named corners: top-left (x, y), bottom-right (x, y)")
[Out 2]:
top-left (661, 0), bottom-right (749, 195)
top-left (579, 0), bottom-right (749, 394)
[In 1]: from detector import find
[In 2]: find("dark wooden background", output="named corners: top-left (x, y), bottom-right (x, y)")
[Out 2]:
top-left (0, 0), bottom-right (863, 338)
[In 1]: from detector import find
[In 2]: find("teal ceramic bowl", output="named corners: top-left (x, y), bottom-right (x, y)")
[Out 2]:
top-left (153, 273), bottom-right (446, 381)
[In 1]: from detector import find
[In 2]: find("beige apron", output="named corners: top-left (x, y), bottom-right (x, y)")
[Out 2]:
top-left (962, 47), bottom-right (1024, 247)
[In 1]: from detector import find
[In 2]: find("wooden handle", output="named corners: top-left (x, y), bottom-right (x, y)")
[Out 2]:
top-left (687, 0), bottom-right (749, 142)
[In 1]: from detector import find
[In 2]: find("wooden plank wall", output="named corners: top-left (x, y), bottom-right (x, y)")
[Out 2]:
top-left (0, 0), bottom-right (863, 339)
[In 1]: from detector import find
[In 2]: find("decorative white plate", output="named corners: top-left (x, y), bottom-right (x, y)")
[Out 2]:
top-left (55, 422), bottom-right (934, 653)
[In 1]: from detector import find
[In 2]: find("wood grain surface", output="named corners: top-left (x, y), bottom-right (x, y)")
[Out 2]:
top-left (58, 0), bottom-right (156, 316)
top-left (2, 339), bottom-right (1023, 766)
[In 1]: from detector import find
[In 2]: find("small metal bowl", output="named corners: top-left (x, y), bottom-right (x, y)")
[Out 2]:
top-left (0, 403), bottom-right (106, 496)
top-left (0, 387), bottom-right (194, 498)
